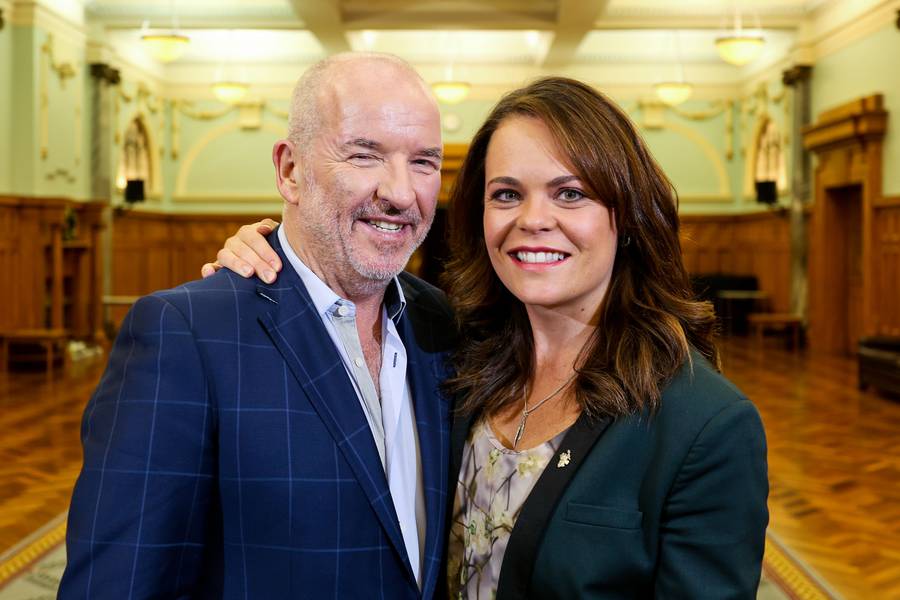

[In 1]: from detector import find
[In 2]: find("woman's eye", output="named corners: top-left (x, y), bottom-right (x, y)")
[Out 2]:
top-left (558, 188), bottom-right (585, 202)
top-left (490, 189), bottom-right (520, 202)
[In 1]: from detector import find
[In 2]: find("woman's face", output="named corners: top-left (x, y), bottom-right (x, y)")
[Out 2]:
top-left (482, 116), bottom-right (618, 319)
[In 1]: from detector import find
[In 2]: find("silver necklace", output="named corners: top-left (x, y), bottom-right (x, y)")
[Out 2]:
top-left (513, 373), bottom-right (577, 449)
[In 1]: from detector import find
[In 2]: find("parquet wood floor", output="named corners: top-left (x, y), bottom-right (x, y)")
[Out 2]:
top-left (0, 361), bottom-right (104, 553)
top-left (1, 337), bottom-right (898, 599)
top-left (721, 337), bottom-right (900, 600)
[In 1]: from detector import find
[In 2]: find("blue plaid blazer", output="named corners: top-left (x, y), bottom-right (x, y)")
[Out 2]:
top-left (60, 231), bottom-right (457, 599)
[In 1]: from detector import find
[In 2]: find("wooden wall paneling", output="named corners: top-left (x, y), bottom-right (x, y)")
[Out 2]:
top-left (65, 201), bottom-right (106, 340)
top-left (0, 196), bottom-right (106, 346)
top-left (110, 211), bottom-right (173, 324)
top-left (680, 216), bottom-right (735, 274)
top-left (110, 211), bottom-right (277, 326)
top-left (680, 212), bottom-right (792, 313)
top-left (803, 94), bottom-right (887, 354)
top-left (438, 143), bottom-right (468, 207)
top-left (733, 212), bottom-right (792, 312)
top-left (873, 204), bottom-right (900, 336)
top-left (0, 198), bottom-right (22, 332)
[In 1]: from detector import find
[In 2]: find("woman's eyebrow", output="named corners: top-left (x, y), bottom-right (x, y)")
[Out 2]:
top-left (487, 176), bottom-right (520, 186)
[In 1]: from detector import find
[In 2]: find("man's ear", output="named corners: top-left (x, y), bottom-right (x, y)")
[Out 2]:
top-left (273, 139), bottom-right (301, 205)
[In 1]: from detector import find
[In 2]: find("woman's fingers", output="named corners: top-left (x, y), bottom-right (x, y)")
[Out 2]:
top-left (235, 221), bottom-right (282, 275)
top-left (200, 220), bottom-right (283, 282)
top-left (200, 261), bottom-right (221, 278)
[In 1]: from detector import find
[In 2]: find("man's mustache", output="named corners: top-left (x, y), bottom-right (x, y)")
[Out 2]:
top-left (352, 202), bottom-right (422, 226)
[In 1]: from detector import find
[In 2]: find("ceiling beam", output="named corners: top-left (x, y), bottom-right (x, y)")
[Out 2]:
top-left (541, 0), bottom-right (609, 67)
top-left (341, 0), bottom-right (555, 30)
top-left (289, 0), bottom-right (350, 54)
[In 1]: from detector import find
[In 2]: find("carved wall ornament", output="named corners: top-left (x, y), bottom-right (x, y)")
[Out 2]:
top-left (45, 167), bottom-right (77, 183)
top-left (39, 34), bottom-right (81, 180)
top-left (635, 98), bottom-right (735, 161)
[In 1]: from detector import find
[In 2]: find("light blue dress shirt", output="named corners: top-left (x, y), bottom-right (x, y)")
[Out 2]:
top-left (277, 226), bottom-right (426, 587)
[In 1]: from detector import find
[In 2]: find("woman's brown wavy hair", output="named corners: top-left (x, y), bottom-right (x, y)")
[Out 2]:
top-left (443, 76), bottom-right (719, 419)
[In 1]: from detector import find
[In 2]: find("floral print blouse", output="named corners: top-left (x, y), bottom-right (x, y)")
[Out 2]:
top-left (448, 419), bottom-right (569, 600)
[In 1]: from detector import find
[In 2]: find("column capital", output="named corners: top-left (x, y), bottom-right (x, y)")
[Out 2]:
top-left (89, 63), bottom-right (121, 85)
top-left (782, 65), bottom-right (813, 87)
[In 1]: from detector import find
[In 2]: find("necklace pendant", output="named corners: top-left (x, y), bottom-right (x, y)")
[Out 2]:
top-left (513, 413), bottom-right (527, 449)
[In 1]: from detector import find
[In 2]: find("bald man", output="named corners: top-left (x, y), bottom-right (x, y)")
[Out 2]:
top-left (60, 53), bottom-right (456, 599)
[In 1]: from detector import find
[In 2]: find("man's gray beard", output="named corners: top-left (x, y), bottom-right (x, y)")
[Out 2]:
top-left (341, 221), bottom-right (433, 294)
top-left (301, 165), bottom-right (433, 294)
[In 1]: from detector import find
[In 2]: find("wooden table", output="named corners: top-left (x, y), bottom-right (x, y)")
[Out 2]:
top-left (0, 328), bottom-right (69, 374)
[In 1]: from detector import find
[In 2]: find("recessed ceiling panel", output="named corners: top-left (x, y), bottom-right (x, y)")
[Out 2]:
top-left (575, 29), bottom-right (796, 64)
top-left (346, 29), bottom-right (552, 64)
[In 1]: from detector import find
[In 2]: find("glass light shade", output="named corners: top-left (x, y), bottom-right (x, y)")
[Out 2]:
top-left (141, 33), bottom-right (190, 63)
top-left (654, 82), bottom-right (693, 106)
top-left (432, 81), bottom-right (470, 104)
top-left (212, 81), bottom-right (250, 105)
top-left (715, 35), bottom-right (765, 66)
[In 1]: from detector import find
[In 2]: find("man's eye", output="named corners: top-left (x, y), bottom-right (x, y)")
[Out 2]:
top-left (349, 154), bottom-right (377, 162)
top-left (412, 159), bottom-right (438, 170)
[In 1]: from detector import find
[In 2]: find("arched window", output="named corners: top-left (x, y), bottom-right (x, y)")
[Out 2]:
top-left (116, 118), bottom-right (152, 202)
top-left (753, 119), bottom-right (786, 203)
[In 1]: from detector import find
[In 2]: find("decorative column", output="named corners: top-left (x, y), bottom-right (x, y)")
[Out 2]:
top-left (89, 63), bottom-right (120, 336)
top-left (781, 65), bottom-right (813, 321)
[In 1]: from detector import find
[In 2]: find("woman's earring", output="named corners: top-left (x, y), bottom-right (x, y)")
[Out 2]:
top-left (620, 234), bottom-right (632, 248)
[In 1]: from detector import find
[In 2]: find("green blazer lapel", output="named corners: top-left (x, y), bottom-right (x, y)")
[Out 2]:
top-left (495, 412), bottom-right (613, 600)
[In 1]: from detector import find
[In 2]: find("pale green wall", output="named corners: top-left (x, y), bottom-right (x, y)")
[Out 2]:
top-left (7, 24), bottom-right (89, 199)
top-left (813, 23), bottom-right (900, 195)
top-left (0, 17), bottom-right (11, 193)
top-left (10, 25), bottom-right (39, 194)
top-left (439, 95), bottom-right (741, 210)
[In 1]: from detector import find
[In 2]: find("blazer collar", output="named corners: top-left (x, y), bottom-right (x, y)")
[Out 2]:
top-left (451, 406), bottom-right (612, 600)
top-left (394, 284), bottom-right (451, 600)
top-left (257, 227), bottom-right (419, 589)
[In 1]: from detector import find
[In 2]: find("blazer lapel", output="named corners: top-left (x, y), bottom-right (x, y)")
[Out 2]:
top-left (397, 294), bottom-right (451, 599)
top-left (257, 231), bottom-right (416, 587)
top-left (495, 412), bottom-right (613, 600)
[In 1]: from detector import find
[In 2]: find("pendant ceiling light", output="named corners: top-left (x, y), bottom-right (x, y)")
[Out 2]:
top-left (715, 3), bottom-right (764, 66)
top-left (432, 81), bottom-right (470, 104)
top-left (141, 1), bottom-right (189, 63)
top-left (655, 82), bottom-right (693, 106)
top-left (433, 47), bottom-right (470, 105)
top-left (655, 31), bottom-right (693, 106)
top-left (141, 33), bottom-right (189, 63)
top-left (211, 32), bottom-right (249, 104)
top-left (211, 81), bottom-right (249, 104)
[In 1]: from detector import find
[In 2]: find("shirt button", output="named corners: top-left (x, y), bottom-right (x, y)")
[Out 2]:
top-left (354, 357), bottom-right (364, 368)
top-left (336, 305), bottom-right (350, 317)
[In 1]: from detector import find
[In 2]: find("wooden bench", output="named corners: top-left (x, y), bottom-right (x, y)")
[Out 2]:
top-left (747, 313), bottom-right (803, 349)
top-left (0, 329), bottom-right (69, 374)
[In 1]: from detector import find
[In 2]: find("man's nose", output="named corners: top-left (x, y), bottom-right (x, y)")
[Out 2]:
top-left (377, 158), bottom-right (416, 210)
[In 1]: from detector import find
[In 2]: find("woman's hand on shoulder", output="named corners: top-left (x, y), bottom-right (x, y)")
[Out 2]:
top-left (200, 218), bottom-right (282, 283)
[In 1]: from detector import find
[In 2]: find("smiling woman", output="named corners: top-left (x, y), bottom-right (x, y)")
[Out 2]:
top-left (441, 77), bottom-right (767, 599)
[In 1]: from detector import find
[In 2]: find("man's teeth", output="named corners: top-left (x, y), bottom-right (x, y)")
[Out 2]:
top-left (368, 220), bottom-right (402, 232)
top-left (515, 251), bottom-right (566, 264)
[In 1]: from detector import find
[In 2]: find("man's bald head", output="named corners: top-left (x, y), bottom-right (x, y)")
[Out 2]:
top-left (287, 52), bottom-right (436, 152)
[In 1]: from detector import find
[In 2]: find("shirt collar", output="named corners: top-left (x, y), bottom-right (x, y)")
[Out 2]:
top-left (278, 225), bottom-right (406, 323)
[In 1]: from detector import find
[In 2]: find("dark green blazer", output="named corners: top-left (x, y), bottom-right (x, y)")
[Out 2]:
top-left (449, 354), bottom-right (768, 599)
